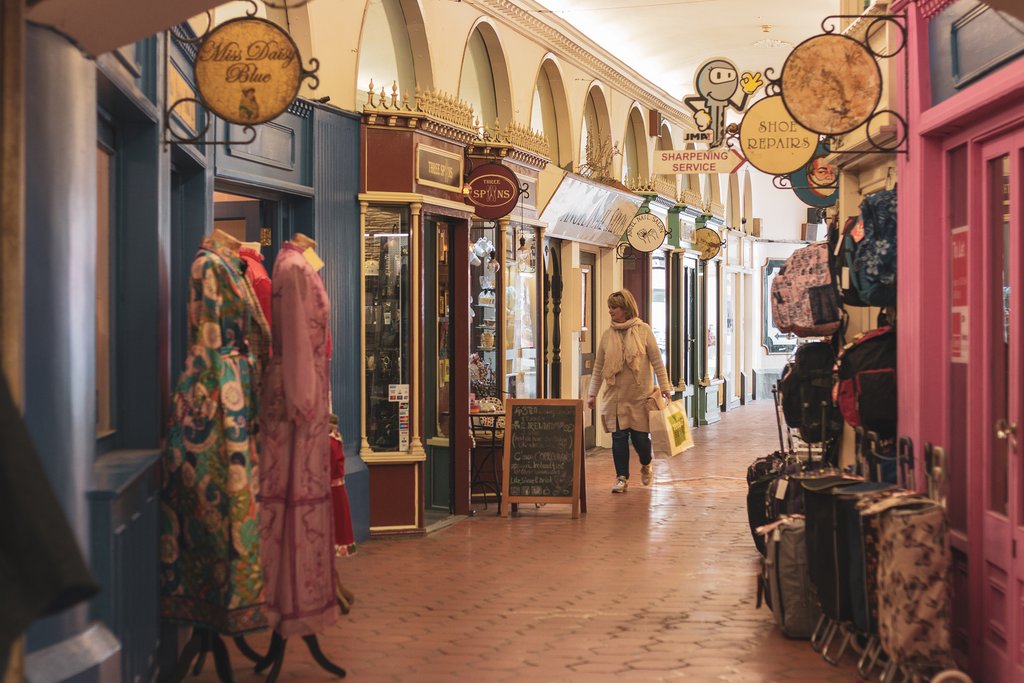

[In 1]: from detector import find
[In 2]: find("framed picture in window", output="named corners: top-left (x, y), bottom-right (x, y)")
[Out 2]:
top-left (762, 258), bottom-right (798, 355)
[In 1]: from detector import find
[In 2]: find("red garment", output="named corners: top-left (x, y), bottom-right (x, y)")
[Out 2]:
top-left (239, 247), bottom-right (272, 326)
top-left (330, 429), bottom-right (356, 556)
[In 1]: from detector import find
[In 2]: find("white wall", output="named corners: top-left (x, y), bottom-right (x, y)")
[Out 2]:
top-left (748, 167), bottom-right (809, 241)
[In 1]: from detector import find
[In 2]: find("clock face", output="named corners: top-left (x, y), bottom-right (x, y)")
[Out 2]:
top-left (694, 226), bottom-right (722, 261)
top-left (626, 213), bottom-right (666, 253)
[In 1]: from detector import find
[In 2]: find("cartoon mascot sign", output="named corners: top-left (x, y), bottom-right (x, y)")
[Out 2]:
top-left (683, 58), bottom-right (763, 148)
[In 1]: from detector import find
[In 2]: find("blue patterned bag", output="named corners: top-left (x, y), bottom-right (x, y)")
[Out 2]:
top-left (851, 189), bottom-right (897, 306)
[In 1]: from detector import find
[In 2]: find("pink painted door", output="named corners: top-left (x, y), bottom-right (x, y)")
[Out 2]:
top-left (978, 130), bottom-right (1024, 683)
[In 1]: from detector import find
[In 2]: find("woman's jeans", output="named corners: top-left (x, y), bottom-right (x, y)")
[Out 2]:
top-left (611, 420), bottom-right (652, 478)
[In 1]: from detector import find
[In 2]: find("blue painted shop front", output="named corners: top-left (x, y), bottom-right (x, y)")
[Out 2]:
top-left (21, 24), bottom-right (365, 683)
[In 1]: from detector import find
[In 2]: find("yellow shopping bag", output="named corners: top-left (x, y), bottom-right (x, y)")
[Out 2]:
top-left (649, 400), bottom-right (695, 458)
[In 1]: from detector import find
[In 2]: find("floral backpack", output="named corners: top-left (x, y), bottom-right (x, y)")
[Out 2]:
top-left (770, 242), bottom-right (842, 338)
top-left (851, 189), bottom-right (897, 306)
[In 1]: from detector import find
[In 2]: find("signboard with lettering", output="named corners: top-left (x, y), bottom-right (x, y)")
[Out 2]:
top-left (951, 227), bottom-right (968, 363)
top-left (682, 57), bottom-right (764, 148)
top-left (626, 213), bottom-right (667, 253)
top-left (195, 17), bottom-right (304, 126)
top-left (652, 148), bottom-right (746, 175)
top-left (501, 399), bottom-right (585, 518)
top-left (738, 96), bottom-right (818, 176)
top-left (465, 162), bottom-right (520, 219)
top-left (539, 173), bottom-right (643, 248)
top-left (416, 145), bottom-right (463, 192)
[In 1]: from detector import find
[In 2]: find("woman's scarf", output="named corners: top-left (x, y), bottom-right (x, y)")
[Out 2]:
top-left (602, 317), bottom-right (645, 386)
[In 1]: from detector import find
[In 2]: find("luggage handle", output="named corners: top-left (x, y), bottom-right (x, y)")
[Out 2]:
top-left (897, 436), bottom-right (914, 489)
top-left (771, 385), bottom-right (787, 454)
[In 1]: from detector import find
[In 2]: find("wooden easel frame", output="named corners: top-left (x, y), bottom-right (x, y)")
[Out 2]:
top-left (501, 398), bottom-right (585, 518)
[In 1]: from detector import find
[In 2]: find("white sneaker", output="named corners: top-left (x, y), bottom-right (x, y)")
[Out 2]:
top-left (640, 463), bottom-right (653, 486)
top-left (611, 476), bottom-right (628, 493)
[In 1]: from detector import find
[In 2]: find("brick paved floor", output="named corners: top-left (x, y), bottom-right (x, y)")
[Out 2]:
top-left (195, 399), bottom-right (862, 682)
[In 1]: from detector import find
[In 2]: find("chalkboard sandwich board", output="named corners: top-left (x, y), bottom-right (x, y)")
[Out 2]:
top-left (501, 399), bottom-right (585, 518)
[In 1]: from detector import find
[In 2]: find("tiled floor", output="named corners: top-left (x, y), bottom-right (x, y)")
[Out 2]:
top-left (192, 399), bottom-right (862, 682)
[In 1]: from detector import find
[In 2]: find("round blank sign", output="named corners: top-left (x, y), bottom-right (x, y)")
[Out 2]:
top-left (781, 34), bottom-right (882, 136)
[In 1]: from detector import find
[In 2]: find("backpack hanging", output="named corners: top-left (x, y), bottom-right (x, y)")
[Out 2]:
top-left (770, 242), bottom-right (842, 338)
top-left (851, 189), bottom-right (897, 306)
top-left (779, 341), bottom-right (843, 444)
top-left (830, 215), bottom-right (868, 307)
top-left (833, 326), bottom-right (897, 437)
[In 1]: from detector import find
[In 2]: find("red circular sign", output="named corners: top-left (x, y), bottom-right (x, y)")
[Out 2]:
top-left (465, 163), bottom-right (521, 220)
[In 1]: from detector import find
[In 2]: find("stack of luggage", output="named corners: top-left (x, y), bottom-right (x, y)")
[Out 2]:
top-left (749, 192), bottom-right (964, 680)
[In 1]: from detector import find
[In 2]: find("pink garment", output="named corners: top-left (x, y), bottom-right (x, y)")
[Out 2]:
top-left (258, 242), bottom-right (338, 637)
top-left (239, 247), bottom-right (273, 326)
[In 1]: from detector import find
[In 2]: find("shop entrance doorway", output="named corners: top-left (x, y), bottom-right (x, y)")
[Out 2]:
top-left (682, 256), bottom-right (699, 421)
top-left (425, 217), bottom-right (454, 518)
top-left (580, 250), bottom-right (597, 448)
top-left (977, 129), bottom-right (1024, 683)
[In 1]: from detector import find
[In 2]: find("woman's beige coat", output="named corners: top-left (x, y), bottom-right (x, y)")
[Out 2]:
top-left (588, 321), bottom-right (671, 433)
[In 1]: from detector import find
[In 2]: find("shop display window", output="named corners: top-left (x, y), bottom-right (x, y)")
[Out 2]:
top-left (650, 250), bottom-right (668, 367)
top-left (504, 223), bottom-right (539, 399)
top-left (364, 205), bottom-right (411, 451)
top-left (470, 222), bottom-right (501, 405)
top-left (706, 261), bottom-right (719, 380)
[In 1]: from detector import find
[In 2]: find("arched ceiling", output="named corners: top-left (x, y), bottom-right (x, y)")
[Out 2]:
top-left (534, 0), bottom-right (836, 101)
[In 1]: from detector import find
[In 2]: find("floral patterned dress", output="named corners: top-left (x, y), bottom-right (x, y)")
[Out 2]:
top-left (160, 236), bottom-right (267, 635)
top-left (258, 242), bottom-right (338, 637)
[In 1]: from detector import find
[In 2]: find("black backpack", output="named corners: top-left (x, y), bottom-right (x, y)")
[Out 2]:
top-left (834, 326), bottom-right (897, 438)
top-left (779, 342), bottom-right (843, 444)
top-left (828, 215), bottom-right (867, 307)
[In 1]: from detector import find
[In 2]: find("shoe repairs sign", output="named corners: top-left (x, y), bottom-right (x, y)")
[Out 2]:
top-left (194, 17), bottom-right (305, 125)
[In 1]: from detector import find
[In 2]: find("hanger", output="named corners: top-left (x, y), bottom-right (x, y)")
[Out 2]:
top-left (884, 166), bottom-right (896, 192)
top-left (212, 228), bottom-right (242, 251)
top-left (292, 232), bottom-right (317, 250)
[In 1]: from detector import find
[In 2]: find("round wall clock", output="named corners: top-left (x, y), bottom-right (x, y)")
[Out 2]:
top-left (626, 213), bottom-right (667, 253)
top-left (780, 33), bottom-right (882, 136)
top-left (694, 226), bottom-right (722, 261)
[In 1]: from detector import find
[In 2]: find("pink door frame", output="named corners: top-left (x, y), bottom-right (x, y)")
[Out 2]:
top-left (895, 0), bottom-right (1024, 677)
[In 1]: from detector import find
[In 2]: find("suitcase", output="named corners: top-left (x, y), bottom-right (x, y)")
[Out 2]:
top-left (758, 516), bottom-right (820, 639)
top-left (800, 476), bottom-right (861, 622)
top-left (876, 498), bottom-right (955, 677)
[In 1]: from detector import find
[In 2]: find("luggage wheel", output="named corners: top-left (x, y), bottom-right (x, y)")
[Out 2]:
top-left (810, 614), bottom-right (830, 652)
top-left (879, 658), bottom-right (903, 683)
top-left (822, 623), bottom-right (852, 665)
top-left (816, 620), bottom-right (839, 657)
top-left (856, 636), bottom-right (882, 679)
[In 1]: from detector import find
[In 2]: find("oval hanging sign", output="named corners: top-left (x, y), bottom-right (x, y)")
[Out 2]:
top-left (465, 163), bottom-right (521, 219)
top-left (626, 213), bottom-right (667, 253)
top-left (789, 140), bottom-right (838, 208)
top-left (195, 17), bottom-right (303, 126)
top-left (694, 226), bottom-right (722, 261)
top-left (739, 96), bottom-right (818, 176)
top-left (781, 34), bottom-right (881, 136)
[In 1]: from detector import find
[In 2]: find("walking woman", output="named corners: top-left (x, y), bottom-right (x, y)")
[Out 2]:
top-left (586, 289), bottom-right (673, 493)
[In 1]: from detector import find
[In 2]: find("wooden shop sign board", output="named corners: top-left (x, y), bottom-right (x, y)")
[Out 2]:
top-left (501, 399), bottom-right (586, 519)
top-left (652, 148), bottom-right (746, 175)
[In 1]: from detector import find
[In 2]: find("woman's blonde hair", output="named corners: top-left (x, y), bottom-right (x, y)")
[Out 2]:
top-left (607, 289), bottom-right (640, 319)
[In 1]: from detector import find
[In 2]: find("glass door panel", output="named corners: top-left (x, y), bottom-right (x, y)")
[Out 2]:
top-left (364, 205), bottom-right (410, 452)
top-left (505, 223), bottom-right (539, 399)
top-left (989, 153), bottom-right (1010, 517)
top-left (651, 250), bottom-right (668, 367)
top-left (470, 221), bottom-right (500, 404)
